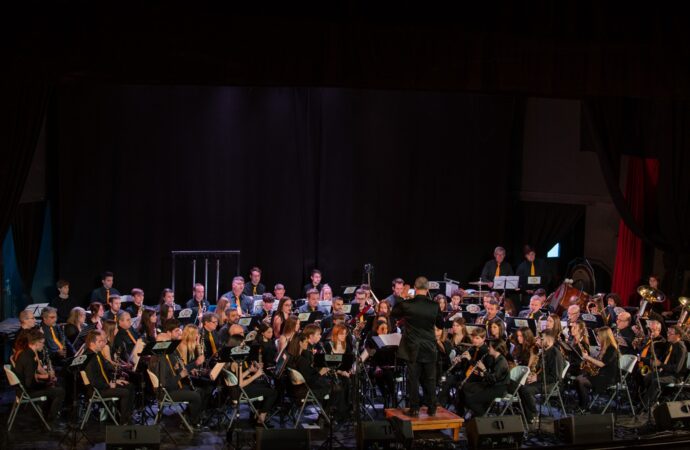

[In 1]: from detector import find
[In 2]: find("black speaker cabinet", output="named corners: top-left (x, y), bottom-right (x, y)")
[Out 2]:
top-left (466, 416), bottom-right (524, 450)
top-left (105, 425), bottom-right (160, 450)
top-left (358, 420), bottom-right (397, 449)
top-left (256, 428), bottom-right (310, 450)
top-left (555, 413), bottom-right (614, 444)
top-left (654, 401), bottom-right (690, 430)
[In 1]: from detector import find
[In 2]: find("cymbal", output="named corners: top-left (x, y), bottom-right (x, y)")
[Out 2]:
top-left (469, 281), bottom-right (491, 286)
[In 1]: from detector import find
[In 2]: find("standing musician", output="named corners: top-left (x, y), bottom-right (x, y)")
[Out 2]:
top-left (574, 326), bottom-right (619, 411)
top-left (519, 295), bottom-right (546, 320)
top-left (480, 246), bottom-right (514, 289)
top-left (83, 329), bottom-right (135, 424)
top-left (148, 320), bottom-right (204, 429)
top-left (40, 307), bottom-right (70, 364)
top-left (12, 329), bottom-right (66, 427)
top-left (642, 325), bottom-right (687, 408)
top-left (391, 277), bottom-right (445, 417)
top-left (200, 313), bottom-right (221, 360)
top-left (518, 330), bottom-right (565, 424)
top-left (90, 271), bottom-right (120, 306)
top-left (461, 339), bottom-right (510, 418)
top-left (303, 269), bottom-right (324, 298)
top-left (515, 245), bottom-right (550, 298)
top-left (49, 279), bottom-right (79, 323)
top-left (243, 266), bottom-right (267, 297)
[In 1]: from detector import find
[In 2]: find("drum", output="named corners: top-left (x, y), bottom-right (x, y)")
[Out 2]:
top-left (547, 282), bottom-right (590, 315)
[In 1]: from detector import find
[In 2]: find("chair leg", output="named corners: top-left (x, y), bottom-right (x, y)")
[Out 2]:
top-left (294, 399), bottom-right (308, 429)
top-left (101, 401), bottom-right (119, 425)
top-left (177, 408), bottom-right (194, 434)
top-left (80, 401), bottom-right (93, 429)
top-left (227, 405), bottom-right (239, 431)
top-left (7, 402), bottom-right (19, 431)
top-left (28, 399), bottom-right (52, 431)
top-left (625, 386), bottom-right (636, 416)
top-left (601, 391), bottom-right (616, 414)
top-left (557, 390), bottom-right (566, 416)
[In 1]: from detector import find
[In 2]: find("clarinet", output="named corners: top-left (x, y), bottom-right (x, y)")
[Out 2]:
top-left (176, 349), bottom-right (196, 391)
top-left (459, 352), bottom-right (489, 389)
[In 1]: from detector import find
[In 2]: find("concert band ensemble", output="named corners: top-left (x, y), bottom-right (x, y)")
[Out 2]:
top-left (7, 245), bottom-right (687, 439)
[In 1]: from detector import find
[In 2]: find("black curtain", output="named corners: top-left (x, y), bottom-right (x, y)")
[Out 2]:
top-left (11, 201), bottom-right (47, 296)
top-left (0, 69), bottom-right (50, 242)
top-left (517, 201), bottom-right (586, 258)
top-left (53, 85), bottom-right (520, 302)
top-left (583, 99), bottom-right (690, 297)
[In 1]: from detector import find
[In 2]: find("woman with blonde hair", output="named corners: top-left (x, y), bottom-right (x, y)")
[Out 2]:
top-left (178, 324), bottom-right (205, 370)
top-left (573, 326), bottom-right (618, 411)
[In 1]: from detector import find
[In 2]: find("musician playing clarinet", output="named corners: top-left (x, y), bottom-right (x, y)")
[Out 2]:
top-left (461, 339), bottom-right (510, 419)
top-left (642, 325), bottom-right (686, 410)
top-left (391, 276), bottom-right (444, 417)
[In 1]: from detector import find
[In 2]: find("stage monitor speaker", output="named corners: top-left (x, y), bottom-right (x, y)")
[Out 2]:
top-left (466, 416), bottom-right (523, 450)
top-left (105, 425), bottom-right (160, 449)
top-left (555, 413), bottom-right (614, 444)
top-left (654, 401), bottom-right (690, 430)
top-left (358, 420), bottom-right (397, 449)
top-left (256, 428), bottom-right (310, 450)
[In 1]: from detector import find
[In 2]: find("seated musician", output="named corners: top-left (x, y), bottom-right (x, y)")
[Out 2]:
top-left (510, 326), bottom-right (538, 368)
top-left (256, 323), bottom-right (277, 368)
top-left (218, 309), bottom-right (242, 344)
top-left (12, 310), bottom-right (38, 359)
top-left (449, 289), bottom-right (464, 312)
top-left (138, 308), bottom-right (158, 344)
top-left (156, 288), bottom-right (182, 313)
top-left (177, 324), bottom-right (211, 407)
top-left (567, 320), bottom-right (589, 377)
top-left (215, 298), bottom-right (231, 329)
top-left (642, 325), bottom-right (687, 408)
top-left (112, 312), bottom-right (140, 359)
top-left (200, 313), bottom-right (221, 360)
top-left (272, 297), bottom-right (294, 339)
top-left (253, 293), bottom-right (275, 325)
top-left (461, 339), bottom-right (510, 418)
top-left (148, 319), bottom-right (204, 429)
top-left (185, 283), bottom-right (210, 312)
top-left (351, 288), bottom-right (376, 318)
top-left (365, 320), bottom-right (397, 408)
top-left (438, 319), bottom-right (470, 406)
top-left (487, 318), bottom-right (507, 341)
top-left (126, 288), bottom-right (146, 320)
top-left (103, 295), bottom-right (124, 321)
top-left (476, 296), bottom-right (503, 326)
top-left (276, 315), bottom-right (300, 355)
top-left (83, 330), bottom-right (135, 424)
top-left (518, 295), bottom-right (545, 320)
top-left (273, 283), bottom-right (287, 302)
top-left (320, 296), bottom-right (345, 330)
top-left (384, 278), bottom-right (406, 308)
top-left (87, 302), bottom-right (105, 331)
top-left (220, 276), bottom-right (253, 315)
top-left (298, 289), bottom-right (326, 314)
top-left (452, 327), bottom-right (489, 412)
top-left (158, 303), bottom-right (176, 330)
top-left (102, 319), bottom-right (118, 362)
top-left (435, 326), bottom-right (452, 385)
top-left (292, 325), bottom-right (348, 420)
top-left (64, 307), bottom-right (87, 352)
top-left (449, 317), bottom-right (471, 346)
top-left (320, 284), bottom-right (333, 301)
top-left (604, 293), bottom-right (620, 325)
top-left (435, 294), bottom-right (449, 313)
top-left (12, 329), bottom-right (66, 427)
top-left (40, 307), bottom-right (70, 365)
top-left (565, 304), bottom-right (581, 326)
top-left (635, 319), bottom-right (667, 386)
top-left (323, 323), bottom-right (354, 419)
top-left (544, 313), bottom-right (565, 341)
top-left (574, 326), bottom-right (619, 411)
top-left (518, 330), bottom-right (565, 424)
top-left (225, 330), bottom-right (277, 427)
top-left (613, 311), bottom-right (635, 355)
top-left (373, 300), bottom-right (395, 333)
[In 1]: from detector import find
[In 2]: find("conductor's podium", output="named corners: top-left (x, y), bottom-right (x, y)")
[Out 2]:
top-left (384, 407), bottom-right (464, 441)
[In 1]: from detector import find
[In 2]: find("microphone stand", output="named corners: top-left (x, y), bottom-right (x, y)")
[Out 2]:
top-left (537, 343), bottom-right (547, 436)
top-left (648, 335), bottom-right (662, 422)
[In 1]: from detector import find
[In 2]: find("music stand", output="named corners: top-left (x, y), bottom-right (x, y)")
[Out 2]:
top-left (297, 311), bottom-right (324, 325)
top-left (25, 303), bottom-right (49, 319)
top-left (140, 340), bottom-right (181, 445)
top-left (58, 354), bottom-right (94, 449)
top-left (505, 317), bottom-right (537, 336)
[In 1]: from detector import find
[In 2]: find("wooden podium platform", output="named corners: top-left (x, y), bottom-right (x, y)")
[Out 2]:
top-left (384, 407), bottom-right (464, 441)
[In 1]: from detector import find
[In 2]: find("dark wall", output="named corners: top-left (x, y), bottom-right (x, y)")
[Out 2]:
top-left (52, 85), bottom-right (520, 301)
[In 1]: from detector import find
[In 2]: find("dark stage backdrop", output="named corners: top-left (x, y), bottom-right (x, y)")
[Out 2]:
top-left (52, 85), bottom-right (520, 302)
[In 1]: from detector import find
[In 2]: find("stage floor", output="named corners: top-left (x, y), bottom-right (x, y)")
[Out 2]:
top-left (3, 387), bottom-right (690, 449)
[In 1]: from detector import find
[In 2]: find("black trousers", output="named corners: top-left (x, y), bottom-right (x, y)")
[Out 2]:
top-left (518, 381), bottom-right (554, 422)
top-left (99, 384), bottom-right (135, 422)
top-left (167, 388), bottom-right (202, 424)
top-left (29, 386), bottom-right (65, 422)
top-left (406, 360), bottom-right (436, 409)
top-left (463, 382), bottom-right (508, 416)
top-left (245, 380), bottom-right (278, 414)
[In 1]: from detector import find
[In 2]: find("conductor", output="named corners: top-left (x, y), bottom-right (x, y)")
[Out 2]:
top-left (391, 276), bottom-right (445, 417)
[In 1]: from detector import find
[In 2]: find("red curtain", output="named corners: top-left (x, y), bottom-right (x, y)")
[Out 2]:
top-left (612, 157), bottom-right (659, 306)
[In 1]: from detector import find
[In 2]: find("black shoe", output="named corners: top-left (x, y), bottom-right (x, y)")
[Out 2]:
top-left (404, 408), bottom-right (419, 418)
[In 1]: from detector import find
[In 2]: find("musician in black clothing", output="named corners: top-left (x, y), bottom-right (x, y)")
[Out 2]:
top-left (185, 283), bottom-right (210, 315)
top-left (515, 245), bottom-right (550, 294)
top-left (253, 293), bottom-right (275, 324)
top-left (12, 329), bottom-right (65, 426)
top-left (574, 327), bottom-right (619, 410)
top-left (103, 295), bottom-right (124, 321)
top-left (148, 320), bottom-right (204, 428)
top-left (200, 313), bottom-right (221, 359)
top-left (642, 325), bottom-right (687, 408)
top-left (462, 339), bottom-right (510, 417)
top-left (391, 276), bottom-right (445, 417)
top-left (480, 246), bottom-right (514, 289)
top-left (613, 311), bottom-right (636, 355)
top-left (90, 271), bottom-right (120, 306)
top-left (112, 312), bottom-right (140, 358)
top-left (126, 288), bottom-right (146, 320)
top-left (83, 330), bottom-right (134, 423)
top-left (40, 307), bottom-right (70, 364)
top-left (384, 278), bottom-right (406, 308)
top-left (519, 331), bottom-right (565, 423)
top-left (303, 269), bottom-right (324, 298)
top-left (243, 266), bottom-right (267, 297)
top-left (286, 325), bottom-right (332, 404)
top-left (518, 295), bottom-right (546, 320)
top-left (49, 279), bottom-right (80, 323)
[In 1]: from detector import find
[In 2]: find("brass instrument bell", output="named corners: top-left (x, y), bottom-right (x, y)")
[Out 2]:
top-left (637, 285), bottom-right (665, 303)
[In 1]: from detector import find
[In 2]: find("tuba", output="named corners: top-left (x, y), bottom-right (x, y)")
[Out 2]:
top-left (678, 297), bottom-right (690, 328)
